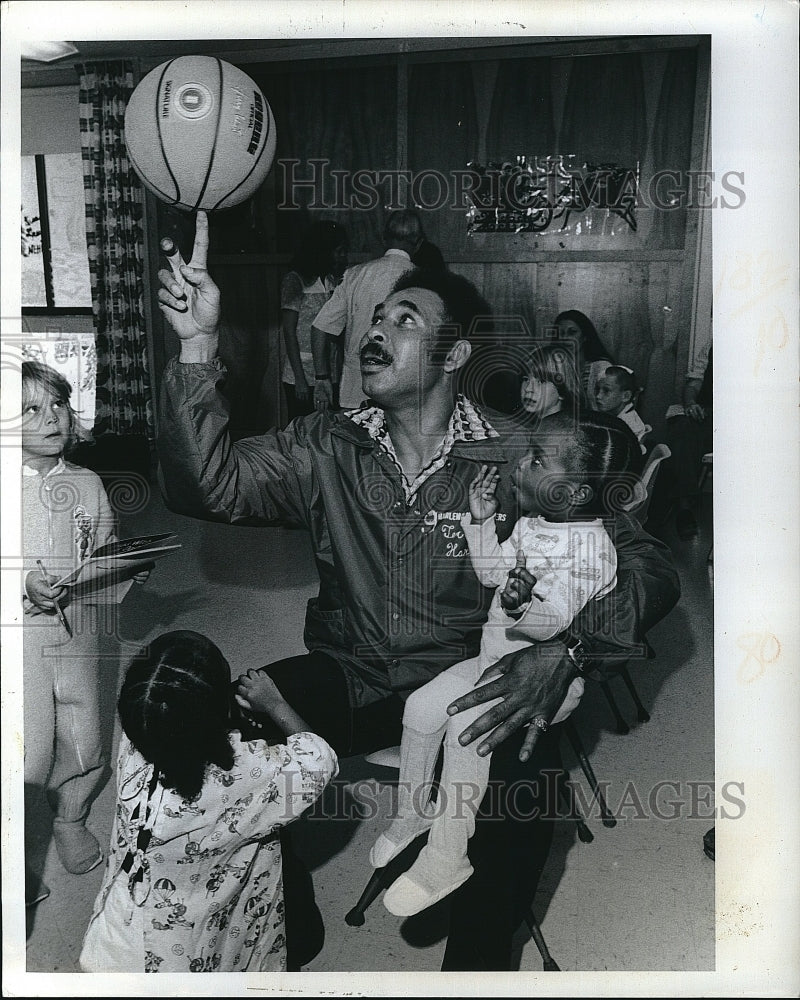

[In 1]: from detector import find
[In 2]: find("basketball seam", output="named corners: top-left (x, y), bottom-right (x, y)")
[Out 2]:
top-left (210, 91), bottom-right (273, 212)
top-left (155, 59), bottom-right (182, 205)
top-left (126, 142), bottom-right (180, 206)
top-left (191, 57), bottom-right (224, 213)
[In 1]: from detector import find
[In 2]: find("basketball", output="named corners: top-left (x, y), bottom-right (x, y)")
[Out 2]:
top-left (123, 55), bottom-right (276, 212)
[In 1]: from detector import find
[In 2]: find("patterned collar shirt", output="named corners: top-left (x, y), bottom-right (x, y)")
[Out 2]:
top-left (347, 393), bottom-right (499, 503)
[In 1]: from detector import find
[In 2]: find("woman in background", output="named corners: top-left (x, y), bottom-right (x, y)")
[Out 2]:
top-left (281, 221), bottom-right (348, 420)
top-left (554, 309), bottom-right (615, 409)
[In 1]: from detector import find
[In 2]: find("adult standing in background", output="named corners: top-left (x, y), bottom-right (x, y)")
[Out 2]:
top-left (310, 208), bottom-right (424, 411)
top-left (411, 238), bottom-right (446, 272)
top-left (664, 341), bottom-right (713, 539)
top-left (280, 221), bottom-right (349, 421)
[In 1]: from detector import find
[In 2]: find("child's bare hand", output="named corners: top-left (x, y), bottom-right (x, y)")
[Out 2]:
top-left (500, 550), bottom-right (536, 613)
top-left (25, 570), bottom-right (67, 612)
top-left (469, 464), bottom-right (500, 523)
top-left (132, 562), bottom-right (155, 585)
top-left (235, 668), bottom-right (284, 716)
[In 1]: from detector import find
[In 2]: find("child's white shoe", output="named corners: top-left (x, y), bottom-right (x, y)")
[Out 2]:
top-left (53, 817), bottom-right (103, 875)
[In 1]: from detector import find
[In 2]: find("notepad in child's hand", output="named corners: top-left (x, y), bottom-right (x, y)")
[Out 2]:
top-left (53, 533), bottom-right (182, 598)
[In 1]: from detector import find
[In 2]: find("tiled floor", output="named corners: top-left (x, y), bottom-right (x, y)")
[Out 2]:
top-left (13, 473), bottom-right (715, 988)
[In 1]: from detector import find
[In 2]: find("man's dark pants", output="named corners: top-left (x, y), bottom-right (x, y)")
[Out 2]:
top-left (258, 650), bottom-right (564, 972)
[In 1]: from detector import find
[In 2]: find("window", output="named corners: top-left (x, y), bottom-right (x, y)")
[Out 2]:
top-left (21, 153), bottom-right (92, 311)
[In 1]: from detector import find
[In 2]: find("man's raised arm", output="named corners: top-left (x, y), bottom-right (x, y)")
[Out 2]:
top-left (155, 212), bottom-right (308, 526)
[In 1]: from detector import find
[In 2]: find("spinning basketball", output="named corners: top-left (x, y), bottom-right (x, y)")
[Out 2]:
top-left (124, 55), bottom-right (276, 212)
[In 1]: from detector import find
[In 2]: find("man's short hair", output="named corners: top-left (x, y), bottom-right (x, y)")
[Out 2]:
top-left (390, 267), bottom-right (492, 352)
top-left (383, 209), bottom-right (425, 250)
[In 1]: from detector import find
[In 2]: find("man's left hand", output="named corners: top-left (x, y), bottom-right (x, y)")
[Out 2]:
top-left (446, 639), bottom-right (576, 762)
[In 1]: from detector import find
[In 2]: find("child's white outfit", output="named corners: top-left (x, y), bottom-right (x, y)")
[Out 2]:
top-left (23, 458), bottom-right (125, 875)
top-left (616, 403), bottom-right (651, 453)
top-left (80, 730), bottom-right (338, 972)
top-left (374, 513), bottom-right (617, 916)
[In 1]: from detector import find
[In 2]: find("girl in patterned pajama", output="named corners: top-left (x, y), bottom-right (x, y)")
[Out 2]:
top-left (79, 630), bottom-right (337, 973)
top-left (371, 411), bottom-right (641, 917)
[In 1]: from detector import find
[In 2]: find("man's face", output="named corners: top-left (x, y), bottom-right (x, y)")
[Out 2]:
top-left (358, 287), bottom-right (449, 404)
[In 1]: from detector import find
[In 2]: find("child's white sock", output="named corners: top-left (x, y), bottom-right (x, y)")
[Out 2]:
top-left (369, 725), bottom-right (443, 868)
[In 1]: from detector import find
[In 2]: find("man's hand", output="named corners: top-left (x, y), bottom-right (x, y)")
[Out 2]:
top-left (313, 378), bottom-right (334, 412)
top-left (685, 402), bottom-right (706, 422)
top-left (295, 376), bottom-right (311, 404)
top-left (499, 549), bottom-right (536, 615)
top-left (157, 211), bottom-right (221, 362)
top-left (446, 639), bottom-right (576, 762)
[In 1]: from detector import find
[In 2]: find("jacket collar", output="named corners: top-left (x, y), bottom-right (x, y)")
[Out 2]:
top-left (330, 396), bottom-right (514, 467)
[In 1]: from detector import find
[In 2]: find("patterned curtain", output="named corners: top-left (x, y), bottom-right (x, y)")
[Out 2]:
top-left (78, 61), bottom-right (153, 439)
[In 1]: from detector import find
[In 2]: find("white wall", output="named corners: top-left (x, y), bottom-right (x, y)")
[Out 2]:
top-left (21, 85), bottom-right (80, 154)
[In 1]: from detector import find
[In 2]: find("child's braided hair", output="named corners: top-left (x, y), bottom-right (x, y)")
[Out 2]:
top-left (118, 630), bottom-right (236, 800)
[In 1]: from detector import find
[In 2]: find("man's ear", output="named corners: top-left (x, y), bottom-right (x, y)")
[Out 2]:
top-left (443, 339), bottom-right (472, 374)
top-left (621, 389), bottom-right (633, 405)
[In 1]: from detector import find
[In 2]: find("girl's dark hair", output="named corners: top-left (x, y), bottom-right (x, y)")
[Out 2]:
top-left (603, 364), bottom-right (639, 398)
top-left (118, 630), bottom-right (235, 800)
top-left (538, 409), bottom-right (643, 515)
top-left (289, 220), bottom-right (348, 283)
top-left (21, 360), bottom-right (82, 454)
top-left (524, 341), bottom-right (587, 410)
top-left (555, 310), bottom-right (615, 364)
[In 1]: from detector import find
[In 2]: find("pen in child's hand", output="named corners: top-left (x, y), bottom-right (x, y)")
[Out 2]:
top-left (36, 559), bottom-right (72, 638)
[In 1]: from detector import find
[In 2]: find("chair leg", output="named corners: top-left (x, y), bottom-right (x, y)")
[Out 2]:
top-left (618, 664), bottom-right (650, 724)
top-left (563, 719), bottom-right (617, 828)
top-left (344, 866), bottom-right (393, 926)
top-left (524, 910), bottom-right (560, 971)
top-left (600, 680), bottom-right (630, 734)
top-left (344, 831), bottom-right (428, 926)
top-left (558, 778), bottom-right (594, 843)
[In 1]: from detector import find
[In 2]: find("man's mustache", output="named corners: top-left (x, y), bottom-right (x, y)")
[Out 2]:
top-left (360, 344), bottom-right (393, 365)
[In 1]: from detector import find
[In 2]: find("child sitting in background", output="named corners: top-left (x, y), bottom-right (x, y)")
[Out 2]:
top-left (595, 364), bottom-right (651, 453)
top-left (519, 340), bottom-right (587, 420)
top-left (370, 411), bottom-right (641, 918)
top-left (79, 630), bottom-right (338, 973)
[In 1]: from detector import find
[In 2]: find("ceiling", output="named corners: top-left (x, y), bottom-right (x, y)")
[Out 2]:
top-left (20, 35), bottom-right (617, 87)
